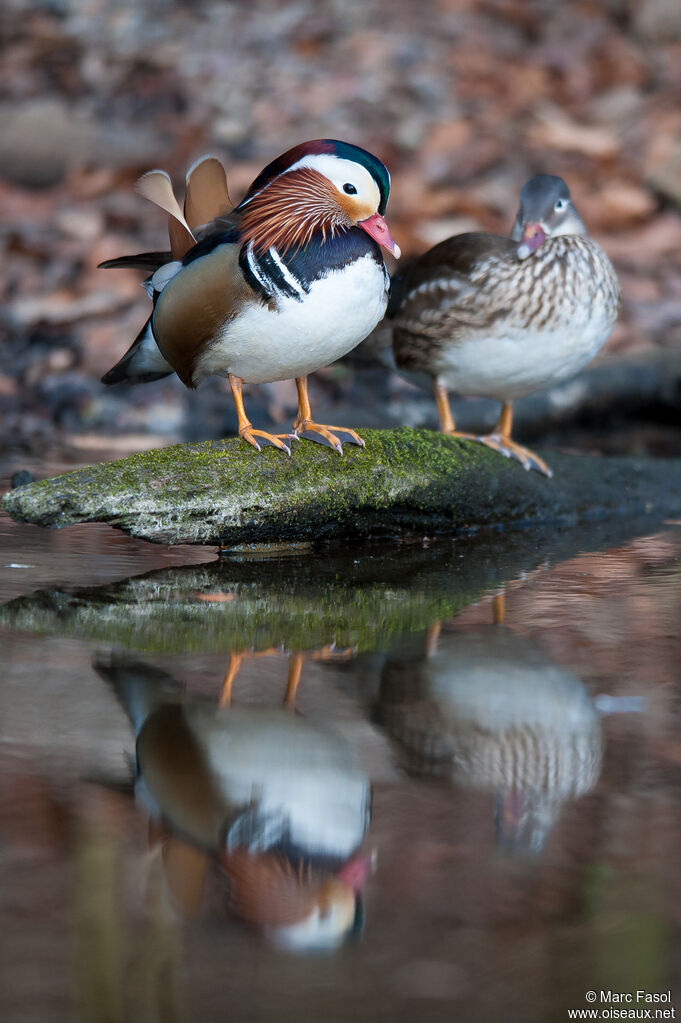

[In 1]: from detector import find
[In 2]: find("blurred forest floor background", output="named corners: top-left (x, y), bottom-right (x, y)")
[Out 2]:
top-left (2, 0), bottom-right (681, 459)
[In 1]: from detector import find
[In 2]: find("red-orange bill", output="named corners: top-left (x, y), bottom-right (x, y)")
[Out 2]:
top-left (359, 213), bottom-right (401, 258)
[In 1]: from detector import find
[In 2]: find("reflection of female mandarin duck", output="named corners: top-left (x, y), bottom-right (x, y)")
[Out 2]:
top-left (386, 175), bottom-right (620, 476)
top-left (378, 625), bottom-right (603, 854)
top-left (97, 654), bottom-right (370, 951)
top-left (100, 140), bottom-right (399, 454)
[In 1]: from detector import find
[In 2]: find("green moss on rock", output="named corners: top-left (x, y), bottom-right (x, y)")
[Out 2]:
top-left (3, 428), bottom-right (681, 546)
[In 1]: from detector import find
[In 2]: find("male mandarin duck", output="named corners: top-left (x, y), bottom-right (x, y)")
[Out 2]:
top-left (100, 140), bottom-right (400, 454)
top-left (386, 174), bottom-right (621, 476)
top-left (96, 653), bottom-right (371, 951)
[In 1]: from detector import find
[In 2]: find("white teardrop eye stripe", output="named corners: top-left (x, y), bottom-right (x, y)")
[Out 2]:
top-left (286, 154), bottom-right (381, 213)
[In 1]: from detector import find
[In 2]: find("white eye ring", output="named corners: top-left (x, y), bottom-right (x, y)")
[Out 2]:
top-left (554, 198), bottom-right (569, 212)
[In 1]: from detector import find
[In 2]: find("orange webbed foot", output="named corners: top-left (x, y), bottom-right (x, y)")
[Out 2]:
top-left (292, 419), bottom-right (364, 455)
top-left (474, 434), bottom-right (553, 477)
top-left (239, 426), bottom-right (295, 455)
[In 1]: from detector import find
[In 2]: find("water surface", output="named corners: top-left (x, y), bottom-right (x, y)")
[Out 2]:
top-left (1, 480), bottom-right (680, 1023)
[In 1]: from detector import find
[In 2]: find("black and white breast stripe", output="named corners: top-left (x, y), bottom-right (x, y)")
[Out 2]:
top-left (239, 228), bottom-right (385, 305)
top-left (240, 242), bottom-right (309, 303)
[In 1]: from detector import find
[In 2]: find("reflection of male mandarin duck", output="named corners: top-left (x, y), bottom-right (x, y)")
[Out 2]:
top-left (386, 175), bottom-right (621, 476)
top-left (97, 654), bottom-right (371, 951)
top-left (100, 140), bottom-right (399, 454)
top-left (378, 624), bottom-right (603, 854)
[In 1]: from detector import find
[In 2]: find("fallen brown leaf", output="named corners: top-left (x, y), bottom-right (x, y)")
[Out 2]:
top-left (528, 106), bottom-right (620, 159)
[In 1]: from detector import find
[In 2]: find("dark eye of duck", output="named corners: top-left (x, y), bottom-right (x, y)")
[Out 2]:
top-left (554, 198), bottom-right (569, 213)
top-left (343, 182), bottom-right (358, 195)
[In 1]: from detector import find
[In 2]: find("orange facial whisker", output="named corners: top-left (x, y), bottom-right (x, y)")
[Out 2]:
top-left (239, 168), bottom-right (350, 255)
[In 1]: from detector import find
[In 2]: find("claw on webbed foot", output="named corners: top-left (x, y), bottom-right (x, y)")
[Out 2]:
top-left (292, 419), bottom-right (364, 454)
top-left (474, 433), bottom-right (553, 477)
top-left (291, 376), bottom-right (364, 454)
top-left (239, 426), bottom-right (294, 455)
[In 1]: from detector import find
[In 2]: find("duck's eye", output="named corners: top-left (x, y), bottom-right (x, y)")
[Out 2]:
top-left (554, 198), bottom-right (568, 212)
top-left (343, 182), bottom-right (358, 195)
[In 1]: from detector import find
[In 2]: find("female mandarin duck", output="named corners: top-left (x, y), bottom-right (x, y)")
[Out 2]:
top-left (101, 139), bottom-right (400, 454)
top-left (387, 175), bottom-right (620, 476)
top-left (377, 619), bottom-right (602, 855)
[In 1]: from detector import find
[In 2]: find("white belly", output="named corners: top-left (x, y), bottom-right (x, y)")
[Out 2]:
top-left (436, 305), bottom-right (615, 401)
top-left (195, 254), bottom-right (388, 385)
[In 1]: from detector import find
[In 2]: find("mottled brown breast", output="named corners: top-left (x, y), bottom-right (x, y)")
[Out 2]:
top-left (152, 242), bottom-right (254, 388)
top-left (390, 232), bottom-right (517, 371)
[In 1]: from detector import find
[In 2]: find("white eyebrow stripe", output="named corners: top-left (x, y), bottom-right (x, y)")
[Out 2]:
top-left (286, 154), bottom-right (380, 203)
top-left (268, 246), bottom-right (306, 296)
top-left (286, 154), bottom-right (341, 175)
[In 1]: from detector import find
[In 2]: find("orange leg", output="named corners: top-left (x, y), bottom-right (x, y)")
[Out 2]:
top-left (492, 592), bottom-right (506, 625)
top-left (228, 374), bottom-right (294, 454)
top-left (282, 647), bottom-right (356, 710)
top-left (284, 652), bottom-right (303, 711)
top-left (220, 645), bottom-right (355, 713)
top-left (433, 380), bottom-right (479, 442)
top-left (283, 645), bottom-right (358, 711)
top-left (218, 647), bottom-right (286, 708)
top-left (291, 377), bottom-right (364, 454)
top-left (218, 652), bottom-right (243, 708)
top-left (306, 644), bottom-right (356, 662)
top-left (476, 401), bottom-right (552, 477)
top-left (424, 620), bottom-right (442, 657)
top-left (434, 383), bottom-right (552, 476)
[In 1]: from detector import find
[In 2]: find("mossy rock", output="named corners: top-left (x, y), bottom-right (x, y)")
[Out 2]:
top-left (0, 517), bottom-right (665, 654)
top-left (3, 428), bottom-right (681, 546)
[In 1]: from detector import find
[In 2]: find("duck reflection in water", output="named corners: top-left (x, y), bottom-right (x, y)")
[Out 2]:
top-left (377, 596), bottom-right (604, 855)
top-left (95, 650), bottom-right (371, 952)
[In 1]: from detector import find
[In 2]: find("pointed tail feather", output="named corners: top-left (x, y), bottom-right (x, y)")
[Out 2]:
top-left (98, 251), bottom-right (172, 272)
top-left (101, 319), bottom-right (174, 386)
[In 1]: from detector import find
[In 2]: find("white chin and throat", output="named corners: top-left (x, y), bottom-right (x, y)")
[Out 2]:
top-left (516, 215), bottom-right (587, 259)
